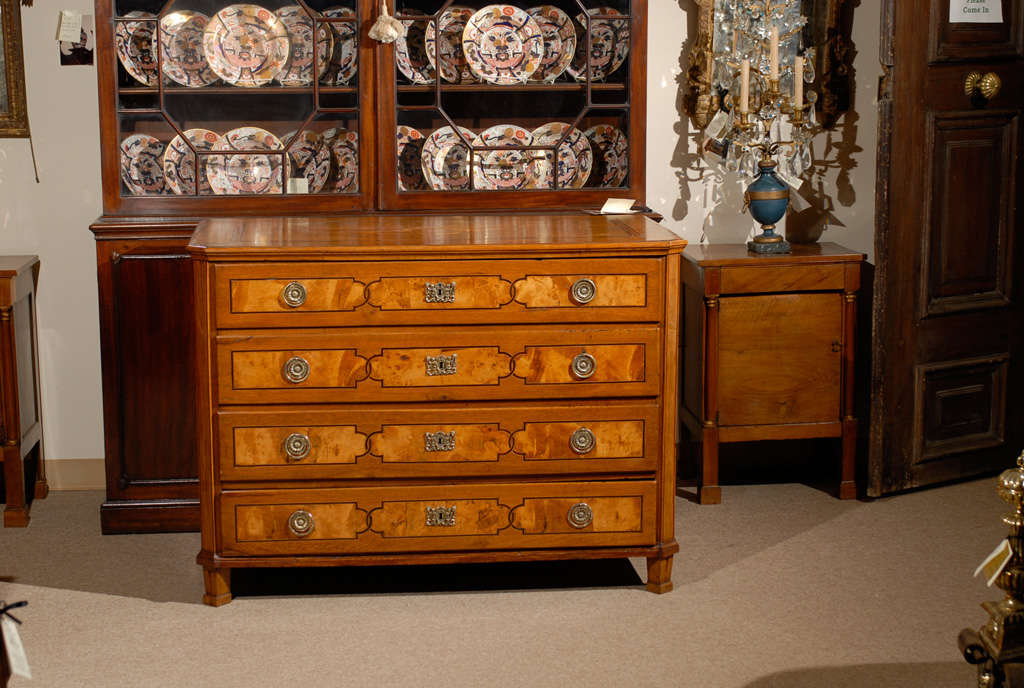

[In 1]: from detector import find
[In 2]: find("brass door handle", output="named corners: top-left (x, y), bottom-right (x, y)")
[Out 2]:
top-left (287, 510), bottom-right (315, 537)
top-left (283, 433), bottom-right (311, 461)
top-left (965, 71), bottom-right (1001, 101)
top-left (281, 281), bottom-right (307, 308)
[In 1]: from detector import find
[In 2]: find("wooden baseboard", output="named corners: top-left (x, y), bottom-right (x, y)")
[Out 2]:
top-left (45, 458), bottom-right (105, 490)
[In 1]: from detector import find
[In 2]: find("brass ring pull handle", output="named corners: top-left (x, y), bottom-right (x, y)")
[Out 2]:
top-left (569, 427), bottom-right (596, 454)
top-left (964, 71), bottom-right (1002, 101)
top-left (283, 356), bottom-right (310, 384)
top-left (570, 278), bottom-right (597, 305)
top-left (568, 502), bottom-right (594, 529)
top-left (570, 352), bottom-right (597, 379)
top-left (281, 281), bottom-right (307, 308)
top-left (287, 509), bottom-right (315, 537)
top-left (283, 433), bottom-right (311, 461)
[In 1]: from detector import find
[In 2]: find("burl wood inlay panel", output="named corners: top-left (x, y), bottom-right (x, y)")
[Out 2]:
top-left (235, 502), bottom-right (366, 541)
top-left (512, 275), bottom-right (647, 308)
top-left (511, 496), bottom-right (645, 534)
top-left (368, 347), bottom-right (512, 387)
top-left (367, 276), bottom-right (513, 310)
top-left (231, 350), bottom-right (368, 389)
top-left (370, 499), bottom-right (511, 538)
top-left (369, 424), bottom-right (511, 463)
top-left (233, 426), bottom-right (367, 466)
top-left (513, 421), bottom-right (645, 460)
top-left (230, 278), bottom-right (367, 313)
top-left (513, 345), bottom-right (645, 384)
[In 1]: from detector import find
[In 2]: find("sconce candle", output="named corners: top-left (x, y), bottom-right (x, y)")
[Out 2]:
top-left (794, 55), bottom-right (803, 109)
top-left (740, 59), bottom-right (750, 112)
top-left (769, 26), bottom-right (779, 80)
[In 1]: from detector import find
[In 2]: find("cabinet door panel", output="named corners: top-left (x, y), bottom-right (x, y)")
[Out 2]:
top-left (717, 293), bottom-right (842, 426)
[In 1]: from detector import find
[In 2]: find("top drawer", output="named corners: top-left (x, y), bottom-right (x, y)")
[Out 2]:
top-left (213, 258), bottom-right (664, 328)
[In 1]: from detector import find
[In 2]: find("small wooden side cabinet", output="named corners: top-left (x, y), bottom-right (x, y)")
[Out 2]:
top-left (0, 256), bottom-right (47, 526)
top-left (680, 243), bottom-right (864, 504)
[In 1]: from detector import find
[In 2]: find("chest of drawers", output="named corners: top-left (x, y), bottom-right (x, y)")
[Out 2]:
top-left (189, 215), bottom-right (684, 605)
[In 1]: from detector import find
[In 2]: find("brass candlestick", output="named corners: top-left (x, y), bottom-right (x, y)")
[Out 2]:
top-left (960, 449), bottom-right (1024, 687)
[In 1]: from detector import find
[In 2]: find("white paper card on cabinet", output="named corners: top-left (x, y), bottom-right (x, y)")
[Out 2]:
top-left (950, 0), bottom-right (1003, 23)
top-left (599, 198), bottom-right (638, 214)
top-left (287, 178), bottom-right (309, 194)
top-left (2, 616), bottom-right (32, 679)
top-left (56, 10), bottom-right (82, 42)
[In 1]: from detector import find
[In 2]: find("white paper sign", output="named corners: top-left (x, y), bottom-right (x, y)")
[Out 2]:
top-left (2, 616), bottom-right (32, 680)
top-left (286, 177), bottom-right (309, 194)
top-left (56, 10), bottom-right (83, 42)
top-left (599, 198), bottom-right (639, 214)
top-left (975, 538), bottom-right (1014, 586)
top-left (950, 0), bottom-right (1003, 23)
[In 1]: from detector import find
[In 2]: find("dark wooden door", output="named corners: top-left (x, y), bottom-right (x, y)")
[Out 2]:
top-left (871, 0), bottom-right (1024, 494)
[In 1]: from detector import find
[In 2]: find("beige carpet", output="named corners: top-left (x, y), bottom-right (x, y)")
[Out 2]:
top-left (0, 478), bottom-right (1001, 687)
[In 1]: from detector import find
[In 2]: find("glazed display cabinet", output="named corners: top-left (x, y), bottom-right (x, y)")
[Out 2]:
top-left (91, 0), bottom-right (650, 532)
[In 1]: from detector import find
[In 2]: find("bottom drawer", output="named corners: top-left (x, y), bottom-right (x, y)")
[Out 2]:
top-left (219, 481), bottom-right (657, 556)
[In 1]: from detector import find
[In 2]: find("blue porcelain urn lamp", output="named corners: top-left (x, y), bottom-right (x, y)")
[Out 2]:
top-left (744, 149), bottom-right (791, 254)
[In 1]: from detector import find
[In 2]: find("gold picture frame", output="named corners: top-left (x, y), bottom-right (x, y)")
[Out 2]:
top-left (684, 0), bottom-right (853, 131)
top-left (0, 0), bottom-right (29, 137)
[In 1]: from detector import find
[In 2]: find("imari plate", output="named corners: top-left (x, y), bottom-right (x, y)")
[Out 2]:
top-left (425, 6), bottom-right (477, 84)
top-left (163, 128), bottom-right (225, 195)
top-left (160, 11), bottom-right (218, 87)
top-left (530, 122), bottom-right (592, 189)
top-left (585, 124), bottom-right (628, 187)
top-left (120, 134), bottom-right (166, 195)
top-left (396, 126), bottom-right (427, 191)
top-left (463, 5), bottom-right (543, 85)
top-left (203, 4), bottom-right (289, 88)
top-left (206, 126), bottom-right (284, 194)
top-left (283, 130), bottom-right (332, 193)
top-left (395, 10), bottom-right (434, 84)
top-left (471, 124), bottom-right (535, 191)
top-left (323, 128), bottom-right (360, 193)
top-left (421, 126), bottom-right (475, 191)
top-left (526, 6), bottom-right (575, 83)
top-left (567, 7), bottom-right (630, 82)
top-left (115, 11), bottom-right (159, 86)
top-left (276, 6), bottom-right (333, 86)
top-left (321, 7), bottom-right (358, 85)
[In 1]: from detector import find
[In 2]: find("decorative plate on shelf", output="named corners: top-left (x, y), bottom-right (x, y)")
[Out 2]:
top-left (202, 4), bottom-right (289, 88)
top-left (421, 125), bottom-right (475, 191)
top-left (283, 130), bottom-right (332, 193)
top-left (395, 10), bottom-right (434, 84)
top-left (320, 7), bottom-right (358, 85)
top-left (396, 126), bottom-right (427, 191)
top-left (585, 124), bottom-right (628, 187)
top-left (526, 6), bottom-right (575, 83)
top-left (471, 124), bottom-right (536, 191)
top-left (160, 11), bottom-right (218, 87)
top-left (322, 128), bottom-right (359, 192)
top-left (276, 6), bottom-right (333, 86)
top-left (206, 126), bottom-right (284, 194)
top-left (115, 11), bottom-right (159, 86)
top-left (163, 128), bottom-right (225, 195)
top-left (425, 6), bottom-right (477, 84)
top-left (530, 121), bottom-right (592, 189)
top-left (120, 134), bottom-right (166, 195)
top-left (567, 7), bottom-right (630, 82)
top-left (462, 5), bottom-right (543, 85)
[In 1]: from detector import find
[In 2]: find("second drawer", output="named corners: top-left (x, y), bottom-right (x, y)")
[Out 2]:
top-left (217, 401), bottom-right (661, 481)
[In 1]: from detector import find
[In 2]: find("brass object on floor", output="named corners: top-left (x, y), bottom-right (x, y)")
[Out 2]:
top-left (959, 450), bottom-right (1024, 687)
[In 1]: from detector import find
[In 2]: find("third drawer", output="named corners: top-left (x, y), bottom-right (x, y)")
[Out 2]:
top-left (217, 401), bottom-right (662, 481)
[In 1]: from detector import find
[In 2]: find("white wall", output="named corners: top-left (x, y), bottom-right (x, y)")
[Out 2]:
top-left (0, 1), bottom-right (881, 463)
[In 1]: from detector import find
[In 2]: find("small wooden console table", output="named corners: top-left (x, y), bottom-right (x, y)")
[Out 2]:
top-left (680, 243), bottom-right (864, 504)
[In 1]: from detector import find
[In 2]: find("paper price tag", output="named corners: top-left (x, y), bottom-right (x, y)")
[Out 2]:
top-left (950, 0), bottom-right (1003, 23)
top-left (2, 616), bottom-right (32, 680)
top-left (975, 538), bottom-right (1013, 587)
top-left (56, 10), bottom-right (83, 42)
top-left (286, 177), bottom-right (309, 194)
top-left (599, 198), bottom-right (639, 214)
top-left (775, 164), bottom-right (803, 191)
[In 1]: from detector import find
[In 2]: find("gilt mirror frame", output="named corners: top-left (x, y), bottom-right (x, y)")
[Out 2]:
top-left (0, 0), bottom-right (29, 137)
top-left (685, 0), bottom-right (854, 131)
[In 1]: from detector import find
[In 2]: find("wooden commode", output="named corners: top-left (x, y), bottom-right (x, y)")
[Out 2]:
top-left (189, 214), bottom-right (684, 605)
top-left (681, 243), bottom-right (864, 504)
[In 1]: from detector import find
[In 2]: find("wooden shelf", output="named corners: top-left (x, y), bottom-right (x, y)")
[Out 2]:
top-left (118, 86), bottom-right (358, 96)
top-left (397, 82), bottom-right (627, 94)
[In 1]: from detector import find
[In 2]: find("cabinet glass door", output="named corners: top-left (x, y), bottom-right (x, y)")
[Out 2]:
top-left (379, 0), bottom-right (644, 210)
top-left (103, 0), bottom-right (373, 213)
